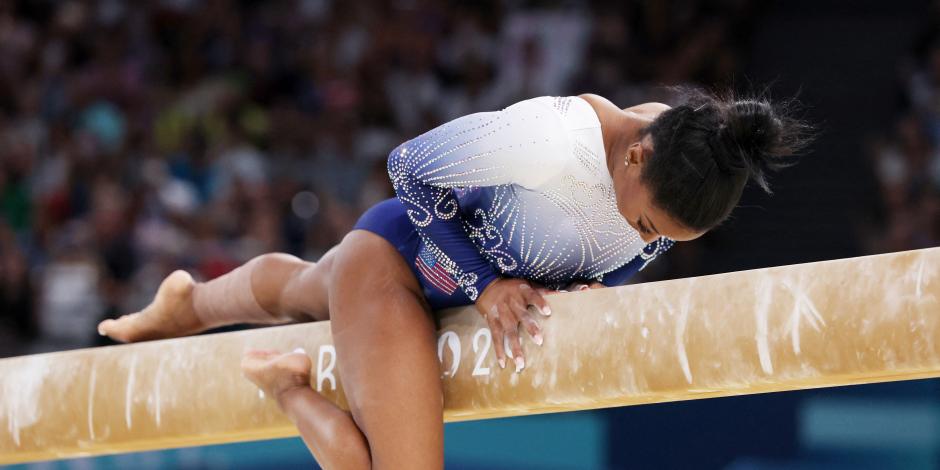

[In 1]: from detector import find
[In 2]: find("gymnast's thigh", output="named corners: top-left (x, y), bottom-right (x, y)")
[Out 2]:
top-left (327, 230), bottom-right (443, 469)
top-left (350, 196), bottom-right (474, 310)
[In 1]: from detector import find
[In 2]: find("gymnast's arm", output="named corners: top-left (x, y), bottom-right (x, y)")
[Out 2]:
top-left (386, 97), bottom-right (569, 301)
top-left (597, 238), bottom-right (675, 287)
top-left (387, 97), bottom-right (567, 367)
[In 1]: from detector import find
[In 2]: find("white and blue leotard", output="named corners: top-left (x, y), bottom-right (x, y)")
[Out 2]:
top-left (354, 96), bottom-right (673, 309)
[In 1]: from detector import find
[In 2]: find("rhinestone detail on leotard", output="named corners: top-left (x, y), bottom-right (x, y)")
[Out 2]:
top-left (387, 96), bottom-right (672, 300)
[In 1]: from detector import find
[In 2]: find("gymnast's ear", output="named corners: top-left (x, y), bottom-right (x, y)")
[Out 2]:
top-left (625, 136), bottom-right (651, 167)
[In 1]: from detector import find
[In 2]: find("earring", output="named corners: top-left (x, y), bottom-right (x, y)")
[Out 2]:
top-left (624, 155), bottom-right (630, 167)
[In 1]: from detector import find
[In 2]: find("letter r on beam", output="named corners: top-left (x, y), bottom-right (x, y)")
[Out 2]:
top-left (316, 345), bottom-right (337, 392)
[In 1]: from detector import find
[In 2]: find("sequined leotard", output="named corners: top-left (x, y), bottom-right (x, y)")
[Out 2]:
top-left (353, 96), bottom-right (672, 309)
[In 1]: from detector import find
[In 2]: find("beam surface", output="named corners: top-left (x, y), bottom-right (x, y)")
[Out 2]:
top-left (2, 248), bottom-right (940, 463)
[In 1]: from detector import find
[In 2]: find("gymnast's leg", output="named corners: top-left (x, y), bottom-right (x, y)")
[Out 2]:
top-left (241, 230), bottom-right (442, 469)
top-left (100, 228), bottom-right (442, 467)
top-left (98, 250), bottom-right (336, 342)
top-left (326, 230), bottom-right (444, 468)
top-left (242, 349), bottom-right (371, 469)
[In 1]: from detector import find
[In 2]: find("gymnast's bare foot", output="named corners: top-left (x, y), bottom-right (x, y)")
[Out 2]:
top-left (241, 349), bottom-right (313, 406)
top-left (97, 270), bottom-right (204, 342)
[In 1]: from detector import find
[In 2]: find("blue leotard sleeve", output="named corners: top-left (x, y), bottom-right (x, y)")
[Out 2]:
top-left (599, 238), bottom-right (675, 287)
top-left (387, 98), bottom-right (570, 300)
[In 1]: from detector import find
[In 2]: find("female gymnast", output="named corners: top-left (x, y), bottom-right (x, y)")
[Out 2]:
top-left (98, 88), bottom-right (806, 469)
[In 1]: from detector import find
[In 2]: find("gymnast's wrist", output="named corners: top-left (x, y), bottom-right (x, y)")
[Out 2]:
top-left (475, 273), bottom-right (500, 302)
top-left (474, 277), bottom-right (504, 312)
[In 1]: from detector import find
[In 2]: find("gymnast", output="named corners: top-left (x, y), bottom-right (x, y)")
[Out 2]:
top-left (98, 88), bottom-right (805, 469)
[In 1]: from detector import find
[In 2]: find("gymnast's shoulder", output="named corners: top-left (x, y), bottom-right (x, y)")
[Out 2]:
top-left (576, 93), bottom-right (670, 119)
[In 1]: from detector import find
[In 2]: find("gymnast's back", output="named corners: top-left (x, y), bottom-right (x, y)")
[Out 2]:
top-left (383, 96), bottom-right (672, 301)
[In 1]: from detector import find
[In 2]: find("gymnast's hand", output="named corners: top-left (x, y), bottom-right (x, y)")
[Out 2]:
top-left (476, 278), bottom-right (550, 373)
top-left (562, 281), bottom-right (605, 292)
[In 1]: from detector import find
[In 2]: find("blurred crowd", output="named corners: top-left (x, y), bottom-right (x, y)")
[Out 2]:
top-left (0, 0), bottom-right (761, 356)
top-left (865, 5), bottom-right (940, 254)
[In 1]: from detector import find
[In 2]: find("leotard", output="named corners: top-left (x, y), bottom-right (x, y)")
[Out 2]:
top-left (354, 96), bottom-right (672, 309)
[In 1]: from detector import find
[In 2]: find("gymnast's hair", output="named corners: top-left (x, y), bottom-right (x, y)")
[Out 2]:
top-left (641, 86), bottom-right (812, 232)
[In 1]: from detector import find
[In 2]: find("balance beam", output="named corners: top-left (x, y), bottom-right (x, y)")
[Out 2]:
top-left (2, 248), bottom-right (940, 464)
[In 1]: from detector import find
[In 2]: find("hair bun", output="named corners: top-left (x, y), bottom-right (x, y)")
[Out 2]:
top-left (641, 86), bottom-right (812, 231)
top-left (717, 98), bottom-right (807, 192)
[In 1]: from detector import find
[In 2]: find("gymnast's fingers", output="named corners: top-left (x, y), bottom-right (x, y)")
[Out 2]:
top-left (508, 294), bottom-right (527, 319)
top-left (488, 304), bottom-right (508, 369)
top-left (499, 312), bottom-right (525, 372)
top-left (520, 283), bottom-right (551, 316)
top-left (519, 309), bottom-right (542, 346)
top-left (537, 287), bottom-right (562, 296)
top-left (508, 291), bottom-right (541, 345)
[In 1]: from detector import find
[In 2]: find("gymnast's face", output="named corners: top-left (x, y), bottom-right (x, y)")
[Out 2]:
top-left (614, 134), bottom-right (704, 244)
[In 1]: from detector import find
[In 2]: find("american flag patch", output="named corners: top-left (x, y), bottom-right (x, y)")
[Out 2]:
top-left (415, 245), bottom-right (458, 295)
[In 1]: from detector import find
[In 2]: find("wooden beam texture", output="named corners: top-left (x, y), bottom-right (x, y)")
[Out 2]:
top-left (2, 248), bottom-right (940, 463)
